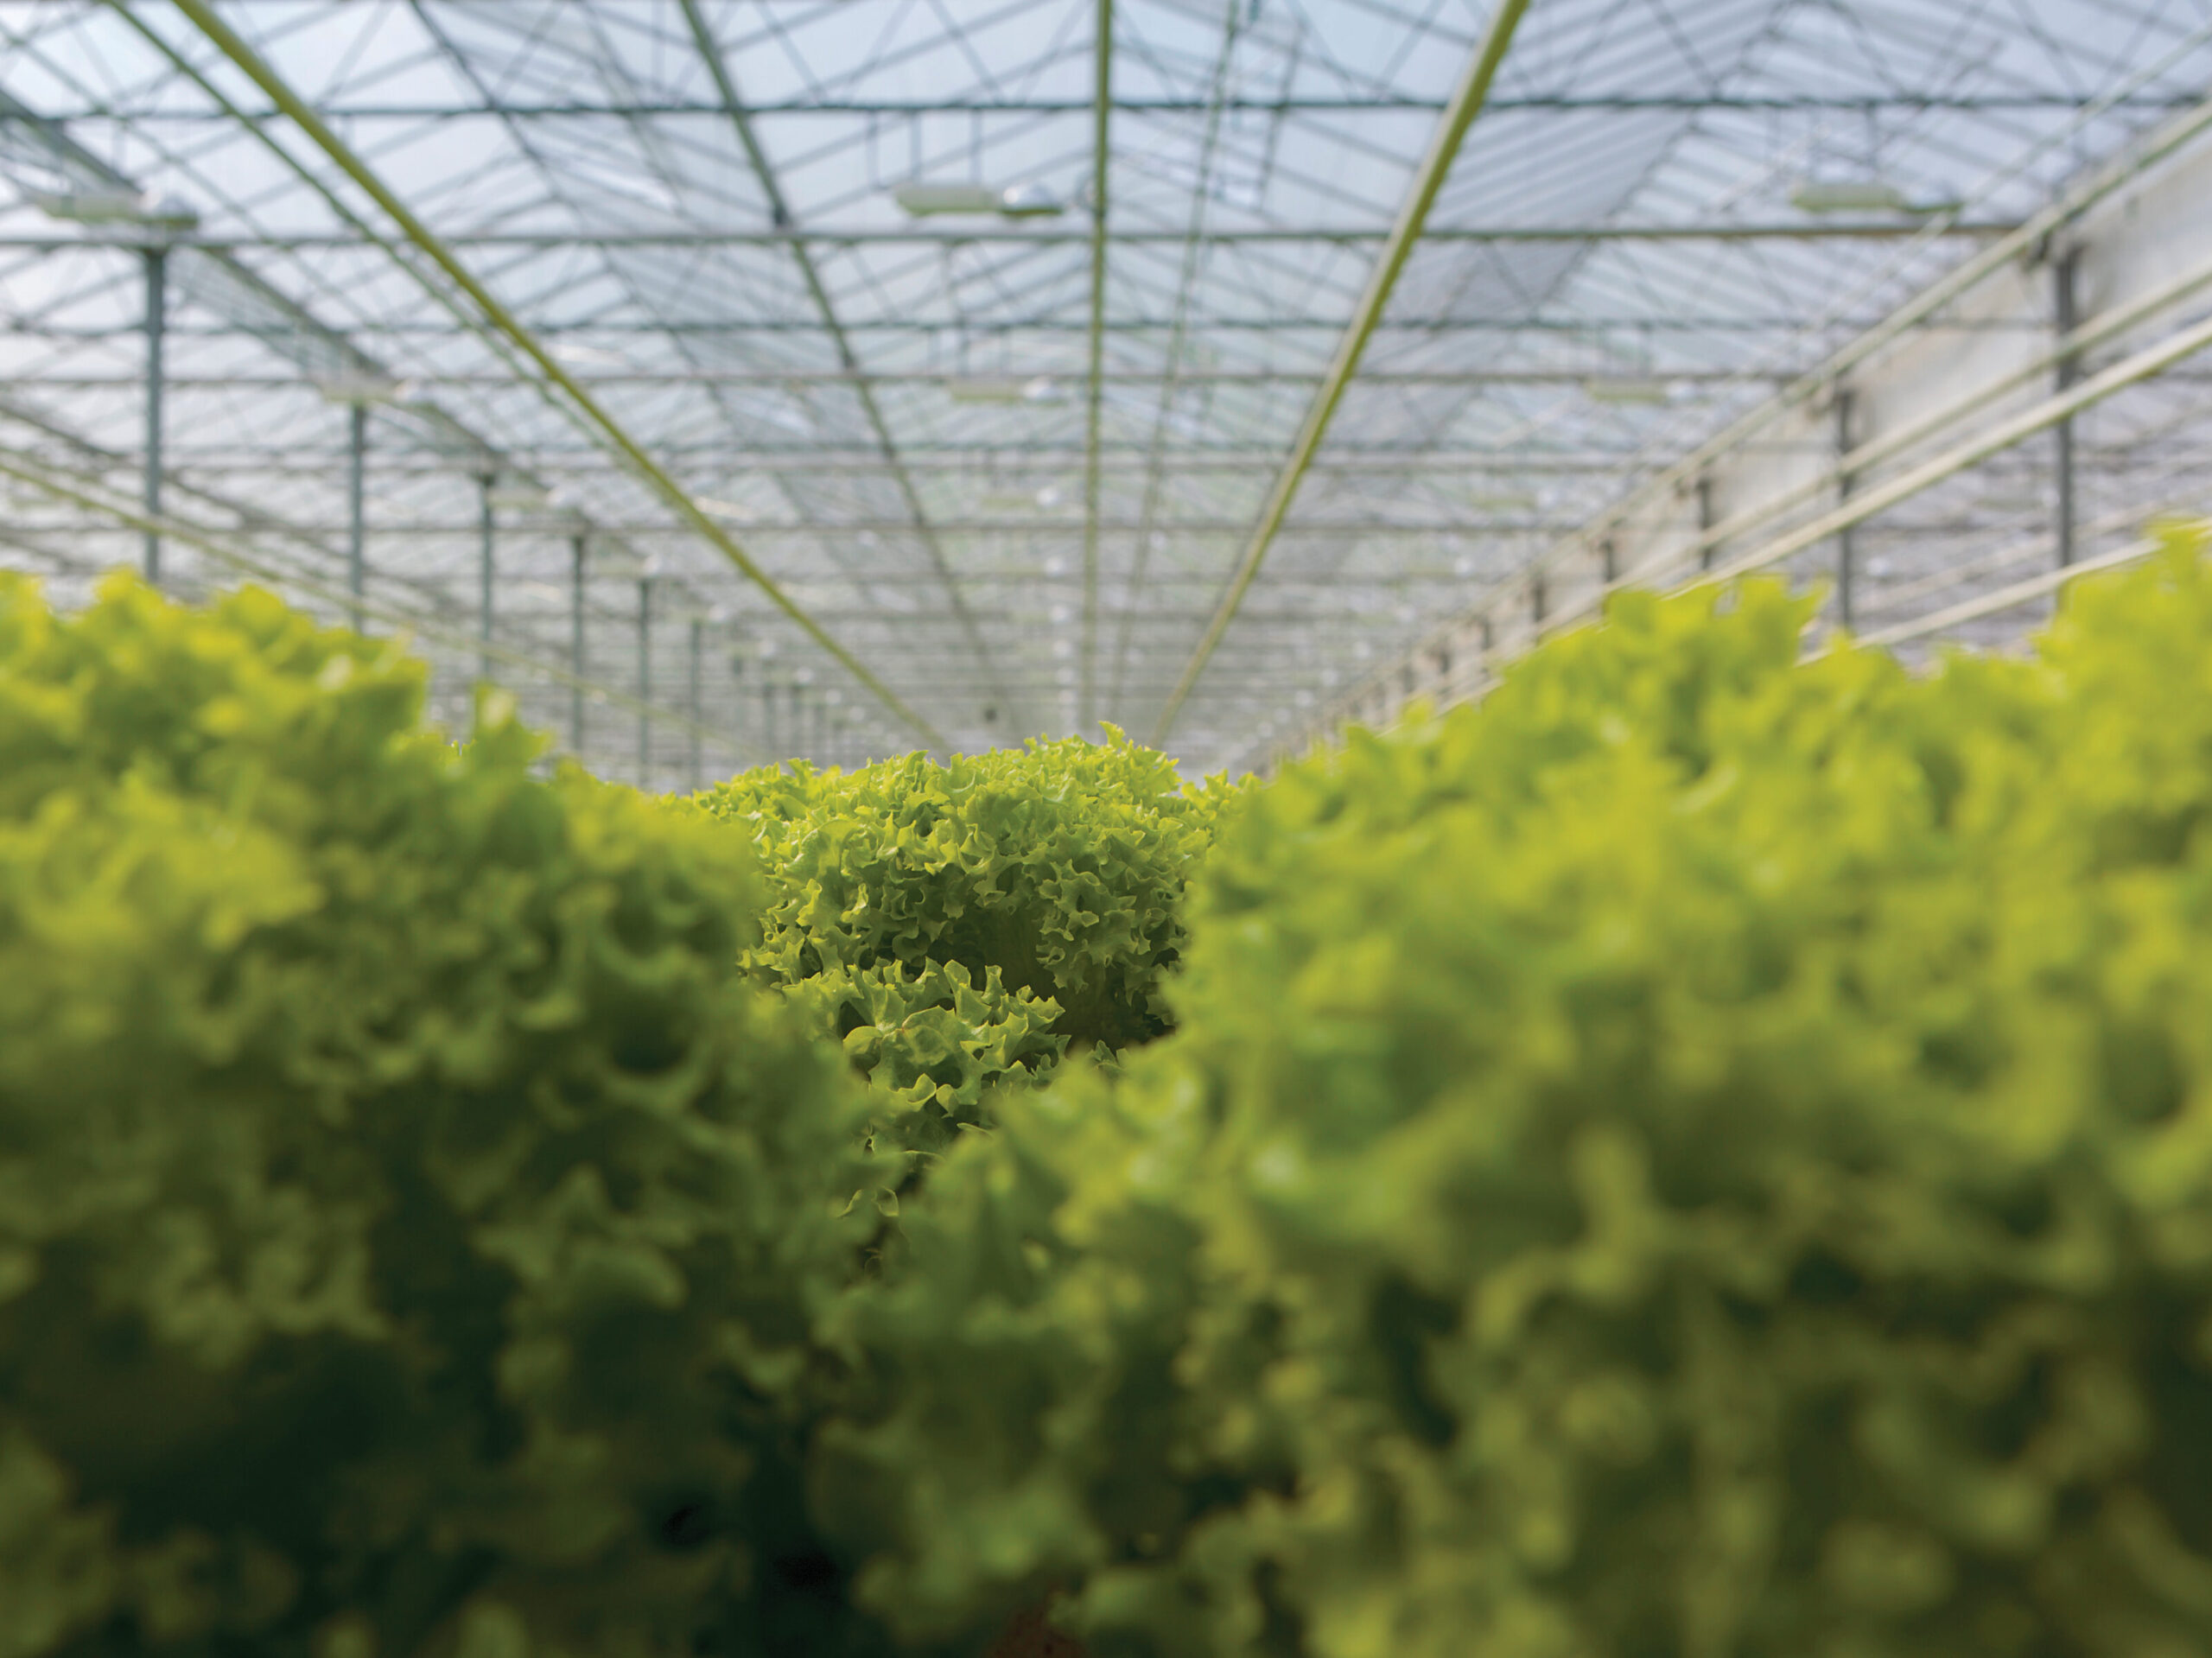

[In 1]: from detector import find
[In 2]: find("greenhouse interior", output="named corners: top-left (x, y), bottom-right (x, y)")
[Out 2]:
top-left (5, 2), bottom-right (2212, 1655)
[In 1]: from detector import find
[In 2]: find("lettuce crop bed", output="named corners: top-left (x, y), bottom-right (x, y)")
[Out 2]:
top-left (5, 527), bottom-right (2212, 1658)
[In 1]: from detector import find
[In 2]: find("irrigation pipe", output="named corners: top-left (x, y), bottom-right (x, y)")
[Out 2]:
top-left (1851, 532), bottom-right (2171, 650)
top-left (1662, 247), bottom-right (2212, 579)
top-left (168, 0), bottom-right (944, 752)
top-left (1647, 305), bottom-right (2212, 599)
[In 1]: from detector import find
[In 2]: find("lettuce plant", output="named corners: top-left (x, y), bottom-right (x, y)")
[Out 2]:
top-left (696, 736), bottom-right (1232, 1166)
top-left (0, 575), bottom-right (892, 1658)
top-left (817, 526), bottom-right (2212, 1658)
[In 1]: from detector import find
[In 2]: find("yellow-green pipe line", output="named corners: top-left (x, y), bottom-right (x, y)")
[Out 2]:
top-left (168, 0), bottom-right (944, 753)
top-left (1149, 0), bottom-right (1531, 745)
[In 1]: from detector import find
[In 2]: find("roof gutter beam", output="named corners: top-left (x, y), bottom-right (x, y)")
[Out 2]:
top-left (1148, 0), bottom-right (1532, 744)
top-left (37, 94), bottom-right (2209, 119)
top-left (0, 222), bottom-right (2023, 251)
top-left (167, 0), bottom-right (943, 752)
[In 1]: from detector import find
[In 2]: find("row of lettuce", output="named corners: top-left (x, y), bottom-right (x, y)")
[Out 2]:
top-left (4, 524), bottom-right (2212, 1658)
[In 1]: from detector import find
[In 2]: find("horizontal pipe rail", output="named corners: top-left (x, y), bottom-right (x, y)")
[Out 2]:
top-left (0, 443), bottom-right (754, 763)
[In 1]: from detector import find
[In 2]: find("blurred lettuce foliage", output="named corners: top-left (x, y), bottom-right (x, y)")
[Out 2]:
top-left (695, 737), bottom-right (1234, 1167)
top-left (816, 524), bottom-right (2212, 1658)
top-left (0, 574), bottom-right (894, 1658)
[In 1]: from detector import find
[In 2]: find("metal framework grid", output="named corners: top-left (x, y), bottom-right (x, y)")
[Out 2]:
top-left (0, 0), bottom-right (2207, 788)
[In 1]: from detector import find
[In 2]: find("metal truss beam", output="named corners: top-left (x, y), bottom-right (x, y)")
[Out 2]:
top-left (60, 369), bottom-right (1794, 391)
top-left (1151, 0), bottom-right (1532, 742)
top-left (48, 95), bottom-right (2203, 119)
top-left (0, 222), bottom-right (2019, 251)
top-left (92, 518), bottom-right (1589, 538)
top-left (9, 314), bottom-right (2039, 337)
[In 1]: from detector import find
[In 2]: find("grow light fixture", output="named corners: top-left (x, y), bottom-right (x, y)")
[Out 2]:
top-left (893, 180), bottom-right (1065, 219)
top-left (34, 189), bottom-right (199, 232)
top-left (484, 480), bottom-right (552, 511)
top-left (1789, 177), bottom-right (1963, 217)
top-left (944, 375), bottom-right (1064, 403)
top-left (1582, 376), bottom-right (1672, 404)
top-left (550, 340), bottom-right (626, 367)
top-left (692, 494), bottom-right (758, 524)
top-left (315, 372), bottom-right (410, 404)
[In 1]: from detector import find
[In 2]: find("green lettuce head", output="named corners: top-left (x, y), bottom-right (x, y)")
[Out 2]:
top-left (819, 526), bottom-right (2212, 1658)
top-left (0, 575), bottom-right (891, 1658)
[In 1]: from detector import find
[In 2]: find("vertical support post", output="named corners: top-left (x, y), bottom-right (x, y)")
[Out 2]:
top-left (637, 576), bottom-right (652, 789)
top-left (1599, 537), bottom-right (1617, 585)
top-left (1531, 572), bottom-right (1547, 627)
top-left (1834, 388), bottom-right (1856, 630)
top-left (688, 616), bottom-right (703, 787)
top-left (1077, 0), bottom-right (1113, 735)
top-left (2054, 246), bottom-right (2082, 569)
top-left (763, 679), bottom-right (779, 761)
top-left (142, 247), bottom-right (168, 584)
top-left (477, 474), bottom-right (495, 683)
top-left (346, 401), bottom-right (367, 629)
top-left (569, 534), bottom-right (587, 754)
top-left (1696, 473), bottom-right (1716, 572)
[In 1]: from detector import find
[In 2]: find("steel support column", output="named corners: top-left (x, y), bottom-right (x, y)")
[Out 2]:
top-left (1835, 390), bottom-right (1856, 629)
top-left (1696, 475), bottom-right (1716, 572)
top-left (2055, 247), bottom-right (2082, 568)
top-left (638, 577), bottom-right (652, 788)
top-left (570, 533), bottom-right (587, 753)
top-left (477, 475), bottom-right (494, 683)
top-left (346, 401), bottom-right (366, 628)
top-left (142, 247), bottom-right (166, 584)
top-left (688, 616), bottom-right (703, 786)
